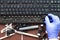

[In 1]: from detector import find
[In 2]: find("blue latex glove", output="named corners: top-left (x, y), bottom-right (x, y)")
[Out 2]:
top-left (45, 14), bottom-right (60, 39)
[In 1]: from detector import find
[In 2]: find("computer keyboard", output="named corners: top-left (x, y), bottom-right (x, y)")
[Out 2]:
top-left (0, 0), bottom-right (60, 23)
top-left (0, 0), bottom-right (48, 15)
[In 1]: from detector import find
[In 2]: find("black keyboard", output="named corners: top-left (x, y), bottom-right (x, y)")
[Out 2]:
top-left (0, 0), bottom-right (60, 23)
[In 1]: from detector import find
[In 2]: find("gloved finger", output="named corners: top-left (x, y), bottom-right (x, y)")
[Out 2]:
top-left (45, 16), bottom-right (50, 25)
top-left (54, 16), bottom-right (60, 23)
top-left (48, 13), bottom-right (57, 22)
top-left (58, 21), bottom-right (60, 30)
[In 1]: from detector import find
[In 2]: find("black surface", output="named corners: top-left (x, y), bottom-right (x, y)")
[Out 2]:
top-left (7, 29), bottom-right (15, 36)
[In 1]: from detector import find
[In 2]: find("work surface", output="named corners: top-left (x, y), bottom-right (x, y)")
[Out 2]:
top-left (0, 24), bottom-right (38, 40)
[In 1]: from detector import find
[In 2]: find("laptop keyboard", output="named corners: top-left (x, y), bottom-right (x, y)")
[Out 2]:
top-left (0, 0), bottom-right (60, 23)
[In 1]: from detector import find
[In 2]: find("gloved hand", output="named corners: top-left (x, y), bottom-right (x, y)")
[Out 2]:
top-left (45, 13), bottom-right (60, 39)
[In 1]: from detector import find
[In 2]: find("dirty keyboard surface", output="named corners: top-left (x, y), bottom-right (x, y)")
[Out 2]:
top-left (0, 0), bottom-right (60, 23)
